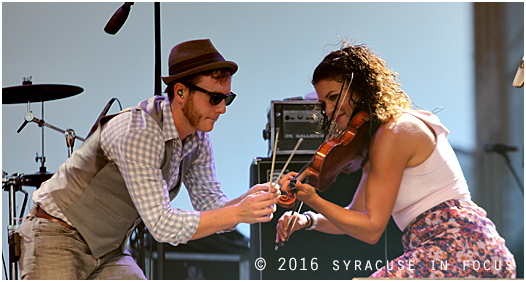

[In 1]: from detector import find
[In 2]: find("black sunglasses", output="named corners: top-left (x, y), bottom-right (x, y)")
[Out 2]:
top-left (182, 82), bottom-right (236, 106)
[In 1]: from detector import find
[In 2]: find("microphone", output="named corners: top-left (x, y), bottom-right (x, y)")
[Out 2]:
top-left (104, 2), bottom-right (134, 35)
top-left (484, 143), bottom-right (518, 154)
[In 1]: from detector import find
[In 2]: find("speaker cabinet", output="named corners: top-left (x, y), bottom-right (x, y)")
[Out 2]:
top-left (249, 156), bottom-right (404, 279)
top-left (130, 231), bottom-right (250, 279)
top-left (150, 252), bottom-right (248, 279)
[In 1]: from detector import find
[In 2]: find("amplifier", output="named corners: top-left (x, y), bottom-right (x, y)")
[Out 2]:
top-left (263, 100), bottom-right (324, 155)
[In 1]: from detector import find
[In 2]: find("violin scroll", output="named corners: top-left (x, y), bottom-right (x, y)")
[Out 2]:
top-left (277, 178), bottom-right (297, 208)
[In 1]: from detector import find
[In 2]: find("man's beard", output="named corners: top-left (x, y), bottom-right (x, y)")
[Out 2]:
top-left (182, 93), bottom-right (203, 129)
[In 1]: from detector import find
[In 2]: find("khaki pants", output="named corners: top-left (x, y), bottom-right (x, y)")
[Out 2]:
top-left (19, 215), bottom-right (146, 280)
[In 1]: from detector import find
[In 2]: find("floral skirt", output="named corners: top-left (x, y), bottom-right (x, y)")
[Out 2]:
top-left (370, 199), bottom-right (516, 278)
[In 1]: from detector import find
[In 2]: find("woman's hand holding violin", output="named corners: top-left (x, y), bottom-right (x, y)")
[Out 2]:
top-left (278, 171), bottom-right (298, 188)
top-left (279, 172), bottom-right (320, 205)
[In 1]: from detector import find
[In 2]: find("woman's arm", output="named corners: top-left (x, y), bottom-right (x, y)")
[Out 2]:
top-left (277, 116), bottom-right (436, 244)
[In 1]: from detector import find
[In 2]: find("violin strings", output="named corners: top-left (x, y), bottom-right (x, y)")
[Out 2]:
top-left (269, 130), bottom-right (280, 193)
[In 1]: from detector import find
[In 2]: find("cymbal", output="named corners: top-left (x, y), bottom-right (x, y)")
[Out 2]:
top-left (22, 172), bottom-right (53, 187)
top-left (2, 84), bottom-right (84, 104)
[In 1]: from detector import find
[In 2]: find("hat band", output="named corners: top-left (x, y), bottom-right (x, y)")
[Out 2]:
top-left (169, 53), bottom-right (225, 76)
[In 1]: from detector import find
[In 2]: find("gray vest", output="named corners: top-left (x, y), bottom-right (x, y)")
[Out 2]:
top-left (50, 96), bottom-right (197, 258)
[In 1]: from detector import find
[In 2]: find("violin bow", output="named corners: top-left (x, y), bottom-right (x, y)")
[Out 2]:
top-left (268, 137), bottom-right (303, 250)
top-left (269, 130), bottom-right (280, 193)
top-left (273, 138), bottom-right (303, 189)
top-left (325, 73), bottom-right (354, 140)
top-left (269, 132), bottom-right (303, 193)
top-left (275, 201), bottom-right (303, 251)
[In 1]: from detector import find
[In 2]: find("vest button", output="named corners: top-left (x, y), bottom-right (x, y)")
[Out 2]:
top-left (114, 243), bottom-right (119, 248)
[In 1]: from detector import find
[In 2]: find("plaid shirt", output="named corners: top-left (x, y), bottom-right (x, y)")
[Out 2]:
top-left (33, 97), bottom-right (230, 245)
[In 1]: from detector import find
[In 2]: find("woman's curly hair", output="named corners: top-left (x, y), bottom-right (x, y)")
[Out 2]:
top-left (312, 40), bottom-right (411, 122)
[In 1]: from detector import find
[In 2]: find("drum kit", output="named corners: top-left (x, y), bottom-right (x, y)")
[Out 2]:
top-left (2, 77), bottom-right (85, 279)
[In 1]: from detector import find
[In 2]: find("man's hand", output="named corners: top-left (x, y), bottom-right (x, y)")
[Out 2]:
top-left (236, 187), bottom-right (279, 224)
top-left (245, 182), bottom-right (280, 197)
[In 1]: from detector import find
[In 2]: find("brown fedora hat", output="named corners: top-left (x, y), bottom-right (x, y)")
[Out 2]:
top-left (161, 39), bottom-right (238, 85)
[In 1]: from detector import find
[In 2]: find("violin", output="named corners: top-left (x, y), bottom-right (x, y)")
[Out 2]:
top-left (277, 109), bottom-right (371, 208)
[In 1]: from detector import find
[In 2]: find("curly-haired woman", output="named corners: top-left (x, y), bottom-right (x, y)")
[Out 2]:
top-left (275, 41), bottom-right (516, 278)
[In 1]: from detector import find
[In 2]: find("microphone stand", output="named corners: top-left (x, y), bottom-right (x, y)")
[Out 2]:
top-left (485, 143), bottom-right (524, 194)
top-left (495, 151), bottom-right (524, 195)
top-left (152, 5), bottom-right (165, 279)
top-left (154, 3), bottom-right (161, 96)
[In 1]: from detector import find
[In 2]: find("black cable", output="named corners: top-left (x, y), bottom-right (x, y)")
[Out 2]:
top-left (148, 232), bottom-right (153, 278)
top-left (19, 189), bottom-right (28, 224)
top-left (87, 98), bottom-right (123, 138)
top-left (2, 252), bottom-right (8, 279)
top-left (115, 98), bottom-right (123, 111)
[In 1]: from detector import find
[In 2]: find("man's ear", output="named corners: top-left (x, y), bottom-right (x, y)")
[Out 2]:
top-left (173, 83), bottom-right (185, 102)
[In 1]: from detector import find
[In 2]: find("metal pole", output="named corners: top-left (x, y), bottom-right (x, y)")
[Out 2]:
top-left (154, 2), bottom-right (165, 279)
top-left (5, 175), bottom-right (22, 280)
top-left (154, 2), bottom-right (161, 96)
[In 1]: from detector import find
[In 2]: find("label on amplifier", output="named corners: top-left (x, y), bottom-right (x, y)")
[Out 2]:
top-left (283, 133), bottom-right (323, 139)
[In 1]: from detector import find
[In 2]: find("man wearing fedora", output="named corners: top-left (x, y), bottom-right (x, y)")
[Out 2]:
top-left (19, 39), bottom-right (279, 279)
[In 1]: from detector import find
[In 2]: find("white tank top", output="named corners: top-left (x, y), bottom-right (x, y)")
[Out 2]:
top-left (391, 110), bottom-right (471, 230)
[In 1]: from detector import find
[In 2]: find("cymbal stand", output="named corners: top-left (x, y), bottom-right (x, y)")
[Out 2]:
top-left (2, 172), bottom-right (29, 280)
top-left (39, 102), bottom-right (46, 173)
top-left (17, 101), bottom-right (86, 163)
